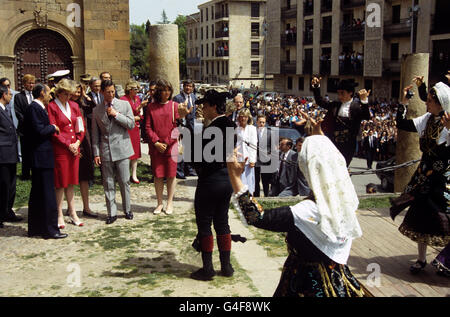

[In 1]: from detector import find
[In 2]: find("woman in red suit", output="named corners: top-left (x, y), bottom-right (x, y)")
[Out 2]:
top-left (120, 81), bottom-right (148, 184)
top-left (47, 79), bottom-right (85, 228)
top-left (145, 79), bottom-right (180, 215)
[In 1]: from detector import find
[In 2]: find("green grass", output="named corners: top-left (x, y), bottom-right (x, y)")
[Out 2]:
top-left (13, 161), bottom-right (153, 208)
top-left (358, 196), bottom-right (393, 209)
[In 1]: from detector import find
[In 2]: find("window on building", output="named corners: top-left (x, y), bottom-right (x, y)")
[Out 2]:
top-left (206, 8), bottom-right (209, 21)
top-left (212, 25), bottom-right (214, 38)
top-left (211, 6), bottom-right (214, 20)
top-left (392, 80), bottom-right (400, 99)
top-left (392, 5), bottom-right (401, 24)
top-left (222, 61), bottom-right (225, 75)
top-left (364, 79), bottom-right (373, 92)
top-left (225, 61), bottom-right (229, 75)
top-left (391, 43), bottom-right (399, 61)
top-left (327, 78), bottom-right (340, 93)
top-left (298, 77), bottom-right (304, 91)
top-left (251, 3), bottom-right (260, 18)
top-left (206, 26), bottom-right (209, 39)
top-left (206, 43), bottom-right (209, 57)
top-left (189, 29), bottom-right (192, 40)
top-left (201, 10), bottom-right (203, 23)
top-left (201, 45), bottom-right (203, 57)
top-left (201, 27), bottom-right (203, 40)
top-left (287, 76), bottom-right (293, 90)
top-left (251, 61), bottom-right (260, 75)
top-left (251, 42), bottom-right (260, 56)
top-left (251, 23), bottom-right (260, 36)
top-left (212, 43), bottom-right (215, 56)
top-left (195, 28), bottom-right (198, 40)
top-left (206, 61), bottom-right (209, 74)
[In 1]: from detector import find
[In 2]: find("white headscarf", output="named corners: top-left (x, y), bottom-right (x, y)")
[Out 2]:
top-left (433, 82), bottom-right (450, 113)
top-left (298, 135), bottom-right (362, 243)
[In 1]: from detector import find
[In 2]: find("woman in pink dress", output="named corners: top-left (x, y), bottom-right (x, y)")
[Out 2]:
top-left (120, 81), bottom-right (148, 183)
top-left (145, 79), bottom-right (180, 215)
top-left (47, 79), bottom-right (85, 228)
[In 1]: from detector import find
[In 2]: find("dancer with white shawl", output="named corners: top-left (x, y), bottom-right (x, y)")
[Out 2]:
top-left (227, 118), bottom-right (371, 297)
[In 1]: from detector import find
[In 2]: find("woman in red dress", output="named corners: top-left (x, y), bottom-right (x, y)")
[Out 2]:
top-left (145, 79), bottom-right (180, 215)
top-left (120, 81), bottom-right (148, 183)
top-left (47, 79), bottom-right (85, 228)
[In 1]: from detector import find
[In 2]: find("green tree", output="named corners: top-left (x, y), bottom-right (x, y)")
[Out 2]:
top-left (173, 15), bottom-right (187, 78)
top-left (159, 10), bottom-right (170, 24)
top-left (130, 23), bottom-right (150, 81)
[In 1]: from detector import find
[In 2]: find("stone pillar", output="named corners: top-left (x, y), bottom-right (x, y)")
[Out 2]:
top-left (394, 53), bottom-right (429, 192)
top-left (148, 24), bottom-right (180, 96)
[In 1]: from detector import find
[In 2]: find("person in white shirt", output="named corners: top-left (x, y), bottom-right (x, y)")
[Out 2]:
top-left (311, 77), bottom-right (371, 166)
top-left (236, 108), bottom-right (257, 195)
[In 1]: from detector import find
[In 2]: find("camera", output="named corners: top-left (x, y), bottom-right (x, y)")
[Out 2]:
top-left (405, 89), bottom-right (415, 100)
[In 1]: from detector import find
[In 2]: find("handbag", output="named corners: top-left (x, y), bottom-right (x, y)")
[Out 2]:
top-left (172, 102), bottom-right (183, 155)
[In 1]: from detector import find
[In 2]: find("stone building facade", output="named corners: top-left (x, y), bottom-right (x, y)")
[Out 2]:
top-left (186, 0), bottom-right (273, 90)
top-left (0, 0), bottom-right (130, 91)
top-left (266, 0), bottom-right (450, 100)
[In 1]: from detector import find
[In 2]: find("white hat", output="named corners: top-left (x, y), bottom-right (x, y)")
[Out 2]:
top-left (433, 82), bottom-right (450, 113)
top-left (47, 70), bottom-right (70, 79)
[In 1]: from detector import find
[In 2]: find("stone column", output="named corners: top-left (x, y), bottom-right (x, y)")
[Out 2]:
top-left (394, 53), bottom-right (429, 192)
top-left (0, 55), bottom-right (16, 89)
top-left (148, 24), bottom-right (180, 96)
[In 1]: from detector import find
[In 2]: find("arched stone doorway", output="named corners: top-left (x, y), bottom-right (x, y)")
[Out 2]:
top-left (14, 29), bottom-right (73, 91)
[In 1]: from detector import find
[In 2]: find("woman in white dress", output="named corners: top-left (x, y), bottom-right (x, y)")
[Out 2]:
top-left (236, 108), bottom-right (258, 195)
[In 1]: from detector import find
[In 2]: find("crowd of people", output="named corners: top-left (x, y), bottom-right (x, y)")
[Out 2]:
top-left (0, 68), bottom-right (448, 290)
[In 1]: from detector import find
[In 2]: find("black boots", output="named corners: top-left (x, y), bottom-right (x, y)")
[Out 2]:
top-left (219, 251), bottom-right (234, 277)
top-left (190, 252), bottom-right (216, 281)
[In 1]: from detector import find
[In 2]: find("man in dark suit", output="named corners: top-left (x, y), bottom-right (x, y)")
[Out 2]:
top-left (363, 129), bottom-right (379, 170)
top-left (271, 137), bottom-right (308, 197)
top-left (0, 85), bottom-right (22, 228)
top-left (312, 77), bottom-right (371, 166)
top-left (13, 74), bottom-right (36, 180)
top-left (254, 115), bottom-right (274, 197)
top-left (228, 94), bottom-right (244, 123)
top-left (173, 80), bottom-right (197, 178)
top-left (24, 83), bottom-right (67, 239)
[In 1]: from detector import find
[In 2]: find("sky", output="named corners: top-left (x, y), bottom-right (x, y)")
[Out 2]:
top-left (129, 0), bottom-right (205, 25)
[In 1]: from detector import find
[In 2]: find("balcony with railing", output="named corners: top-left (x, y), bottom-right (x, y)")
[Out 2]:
top-left (281, 34), bottom-right (297, 46)
top-left (303, 60), bottom-right (313, 74)
top-left (216, 47), bottom-right (229, 58)
top-left (340, 25), bottom-right (365, 42)
top-left (303, 31), bottom-right (313, 45)
top-left (281, 61), bottom-right (297, 74)
top-left (321, 29), bottom-right (332, 44)
top-left (215, 30), bottom-right (229, 38)
top-left (281, 5), bottom-right (297, 19)
top-left (383, 59), bottom-right (401, 75)
top-left (339, 56), bottom-right (364, 76)
top-left (384, 18), bottom-right (411, 38)
top-left (304, 1), bottom-right (314, 16)
top-left (321, 0), bottom-right (333, 13)
top-left (215, 11), bottom-right (229, 20)
top-left (341, 0), bottom-right (365, 10)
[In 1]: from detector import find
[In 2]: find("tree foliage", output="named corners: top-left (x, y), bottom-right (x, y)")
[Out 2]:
top-left (130, 21), bottom-right (150, 81)
top-left (173, 15), bottom-right (187, 78)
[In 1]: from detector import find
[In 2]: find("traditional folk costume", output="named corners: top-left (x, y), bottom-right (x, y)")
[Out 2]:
top-left (392, 82), bottom-right (450, 277)
top-left (190, 90), bottom-right (237, 281)
top-left (313, 80), bottom-right (370, 166)
top-left (234, 135), bottom-right (371, 297)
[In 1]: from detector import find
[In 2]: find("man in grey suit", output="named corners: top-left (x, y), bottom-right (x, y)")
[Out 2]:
top-left (92, 80), bottom-right (135, 224)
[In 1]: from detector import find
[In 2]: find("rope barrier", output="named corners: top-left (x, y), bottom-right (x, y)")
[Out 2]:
top-left (242, 139), bottom-right (420, 176)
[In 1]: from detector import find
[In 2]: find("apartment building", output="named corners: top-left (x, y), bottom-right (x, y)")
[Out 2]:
top-left (186, 0), bottom-right (273, 89)
top-left (266, 0), bottom-right (450, 100)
